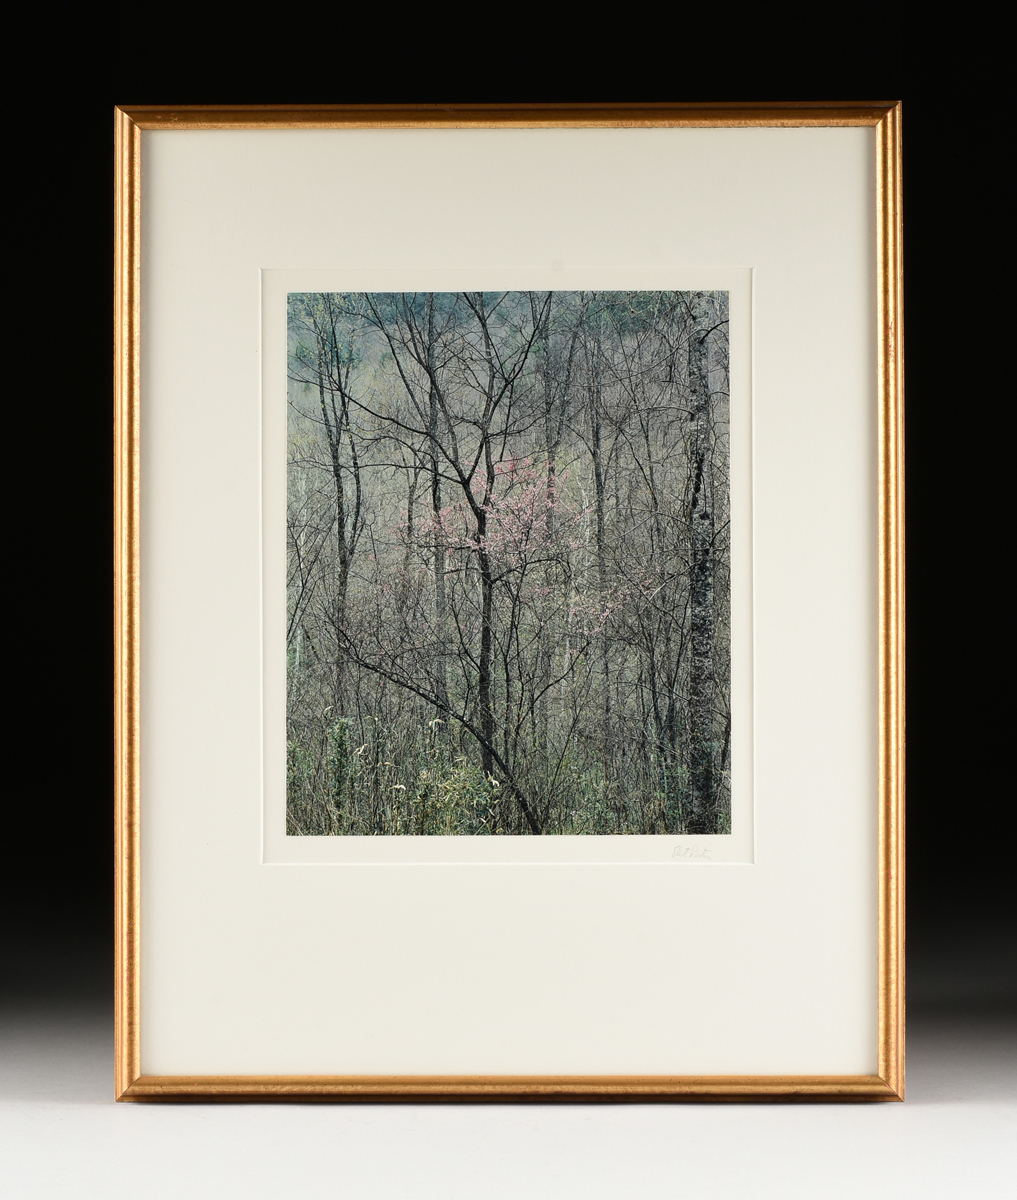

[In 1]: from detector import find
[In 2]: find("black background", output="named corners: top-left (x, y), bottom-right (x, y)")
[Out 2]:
top-left (4, 13), bottom-right (1012, 1007)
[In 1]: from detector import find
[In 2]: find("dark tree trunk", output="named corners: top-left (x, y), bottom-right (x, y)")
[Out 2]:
top-left (317, 372), bottom-right (351, 617)
top-left (478, 531), bottom-right (495, 780)
top-left (426, 297), bottom-right (450, 716)
top-left (585, 326), bottom-right (613, 775)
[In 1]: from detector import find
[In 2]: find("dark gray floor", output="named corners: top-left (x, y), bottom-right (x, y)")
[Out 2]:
top-left (2, 927), bottom-right (1014, 1199)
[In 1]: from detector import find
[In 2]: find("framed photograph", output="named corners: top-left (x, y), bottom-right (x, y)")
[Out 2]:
top-left (114, 102), bottom-right (904, 1100)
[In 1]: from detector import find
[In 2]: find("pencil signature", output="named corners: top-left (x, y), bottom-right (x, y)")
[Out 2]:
top-left (670, 845), bottom-right (712, 860)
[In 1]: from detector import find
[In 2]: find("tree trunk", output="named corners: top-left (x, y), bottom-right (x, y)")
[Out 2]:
top-left (686, 304), bottom-right (716, 833)
top-left (587, 341), bottom-right (612, 777)
top-left (478, 531), bottom-right (495, 780)
top-left (317, 373), bottom-right (351, 619)
top-left (426, 297), bottom-right (450, 717)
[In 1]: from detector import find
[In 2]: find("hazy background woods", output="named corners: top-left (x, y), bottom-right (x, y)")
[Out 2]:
top-left (286, 290), bottom-right (731, 836)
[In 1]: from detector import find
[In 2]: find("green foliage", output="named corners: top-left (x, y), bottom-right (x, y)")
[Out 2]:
top-left (286, 705), bottom-right (726, 837)
top-left (412, 727), bottom-right (505, 835)
top-left (287, 715), bottom-right (508, 836)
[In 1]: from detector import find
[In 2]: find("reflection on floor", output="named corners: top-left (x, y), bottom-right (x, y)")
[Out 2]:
top-left (2, 924), bottom-right (1014, 1200)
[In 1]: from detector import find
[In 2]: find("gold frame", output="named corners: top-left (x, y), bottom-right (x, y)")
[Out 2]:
top-left (114, 101), bottom-right (904, 1102)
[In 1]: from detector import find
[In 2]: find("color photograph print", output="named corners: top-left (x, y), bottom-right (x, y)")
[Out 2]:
top-left (286, 291), bottom-right (730, 836)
